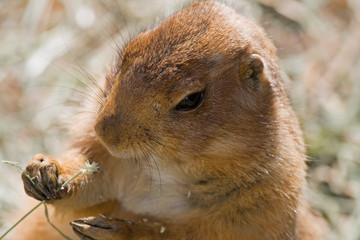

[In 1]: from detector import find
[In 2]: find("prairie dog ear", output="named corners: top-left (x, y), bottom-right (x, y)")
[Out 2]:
top-left (238, 54), bottom-right (266, 91)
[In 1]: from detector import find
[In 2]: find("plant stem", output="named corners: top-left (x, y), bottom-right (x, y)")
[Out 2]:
top-left (0, 200), bottom-right (45, 239)
top-left (0, 160), bottom-right (97, 239)
top-left (1, 161), bottom-right (37, 187)
top-left (61, 171), bottom-right (82, 190)
top-left (44, 204), bottom-right (72, 240)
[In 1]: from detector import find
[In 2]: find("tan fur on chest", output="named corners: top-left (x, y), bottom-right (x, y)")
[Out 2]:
top-left (121, 163), bottom-right (192, 219)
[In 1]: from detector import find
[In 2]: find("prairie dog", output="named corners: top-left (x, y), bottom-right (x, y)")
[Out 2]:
top-left (13, 1), bottom-right (325, 239)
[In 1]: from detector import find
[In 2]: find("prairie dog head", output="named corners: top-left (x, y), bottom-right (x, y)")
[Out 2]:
top-left (94, 1), bottom-right (299, 166)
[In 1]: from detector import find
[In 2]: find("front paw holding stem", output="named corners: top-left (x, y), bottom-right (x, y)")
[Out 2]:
top-left (21, 154), bottom-right (66, 201)
top-left (21, 154), bottom-right (99, 202)
top-left (1, 155), bottom-right (100, 239)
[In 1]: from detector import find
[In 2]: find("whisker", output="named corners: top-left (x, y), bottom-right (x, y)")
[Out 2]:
top-left (137, 143), bottom-right (155, 193)
top-left (55, 57), bottom-right (106, 107)
top-left (141, 141), bottom-right (163, 194)
top-left (97, 14), bottom-right (126, 57)
top-left (50, 89), bottom-right (103, 110)
top-left (144, 131), bottom-right (192, 159)
top-left (73, 65), bottom-right (105, 99)
top-left (62, 111), bottom-right (97, 120)
top-left (132, 143), bottom-right (143, 188)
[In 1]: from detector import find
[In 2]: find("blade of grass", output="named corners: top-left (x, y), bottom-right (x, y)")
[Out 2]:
top-left (0, 200), bottom-right (45, 240)
top-left (44, 204), bottom-right (72, 240)
top-left (0, 159), bottom-right (98, 239)
top-left (1, 161), bottom-right (37, 189)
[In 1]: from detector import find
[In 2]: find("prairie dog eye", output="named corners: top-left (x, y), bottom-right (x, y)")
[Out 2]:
top-left (175, 91), bottom-right (204, 111)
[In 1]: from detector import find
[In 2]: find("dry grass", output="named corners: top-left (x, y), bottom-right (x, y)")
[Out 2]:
top-left (0, 0), bottom-right (359, 239)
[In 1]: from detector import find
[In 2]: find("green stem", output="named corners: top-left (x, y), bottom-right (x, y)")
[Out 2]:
top-left (0, 200), bottom-right (45, 239)
top-left (44, 204), bottom-right (72, 240)
top-left (1, 161), bottom-right (37, 187)
top-left (0, 161), bottom-right (90, 239)
top-left (61, 171), bottom-right (82, 190)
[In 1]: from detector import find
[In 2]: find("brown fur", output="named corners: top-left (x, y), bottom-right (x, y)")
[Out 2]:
top-left (10, 1), bottom-right (325, 239)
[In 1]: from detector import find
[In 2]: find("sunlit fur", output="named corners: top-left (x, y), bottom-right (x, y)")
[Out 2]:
top-left (11, 1), bottom-right (326, 240)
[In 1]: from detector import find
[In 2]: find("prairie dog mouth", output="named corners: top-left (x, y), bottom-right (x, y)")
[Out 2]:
top-left (105, 145), bottom-right (143, 160)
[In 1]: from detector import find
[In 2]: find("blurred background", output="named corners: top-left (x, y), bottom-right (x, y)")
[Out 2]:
top-left (0, 0), bottom-right (359, 239)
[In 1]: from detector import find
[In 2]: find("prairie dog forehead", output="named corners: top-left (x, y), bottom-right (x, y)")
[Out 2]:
top-left (118, 2), bottom-right (246, 93)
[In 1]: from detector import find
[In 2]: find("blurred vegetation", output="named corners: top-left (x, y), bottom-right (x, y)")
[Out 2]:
top-left (0, 0), bottom-right (359, 239)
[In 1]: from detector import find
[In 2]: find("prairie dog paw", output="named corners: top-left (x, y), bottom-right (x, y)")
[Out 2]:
top-left (71, 217), bottom-right (134, 240)
top-left (22, 154), bottom-right (66, 201)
